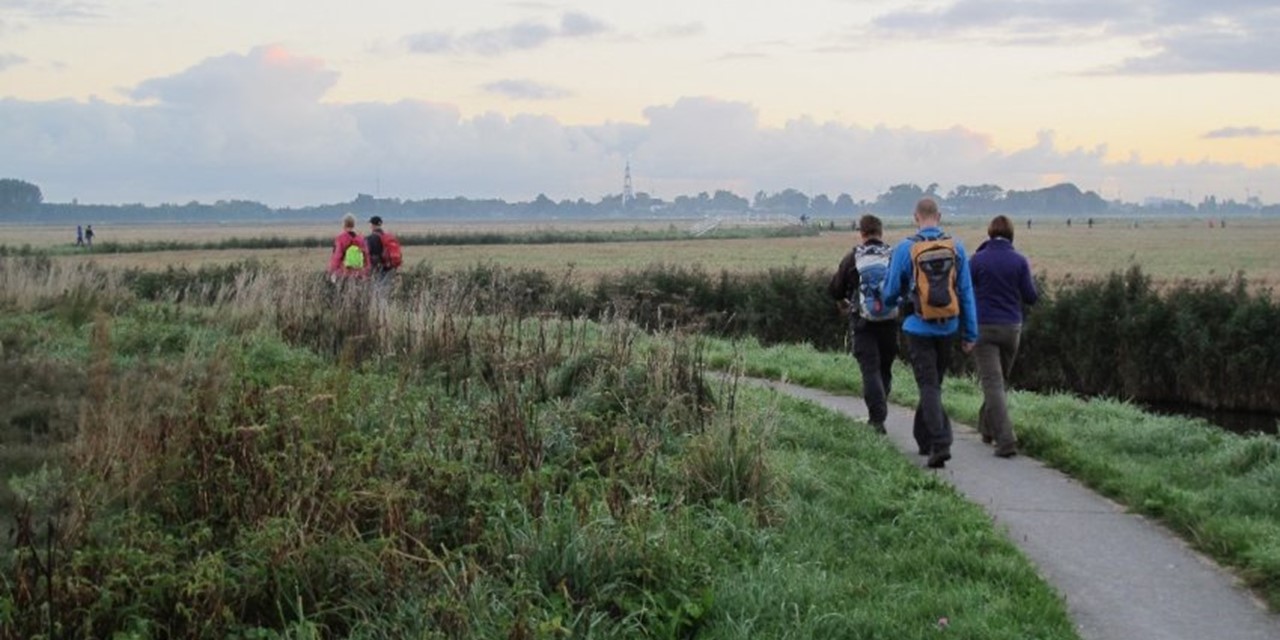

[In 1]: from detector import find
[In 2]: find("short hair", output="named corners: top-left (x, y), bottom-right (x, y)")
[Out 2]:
top-left (342, 213), bottom-right (356, 229)
top-left (914, 198), bottom-right (940, 219)
top-left (858, 214), bottom-right (883, 237)
top-left (988, 215), bottom-right (1015, 241)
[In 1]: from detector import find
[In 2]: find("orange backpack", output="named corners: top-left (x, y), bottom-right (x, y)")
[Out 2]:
top-left (909, 234), bottom-right (960, 321)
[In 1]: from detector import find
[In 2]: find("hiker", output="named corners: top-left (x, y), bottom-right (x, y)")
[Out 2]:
top-left (365, 215), bottom-right (402, 284)
top-left (327, 213), bottom-right (369, 281)
top-left (75, 225), bottom-right (84, 247)
top-left (881, 198), bottom-right (978, 469)
top-left (970, 215), bottom-right (1039, 458)
top-left (828, 214), bottom-right (899, 434)
top-left (84, 225), bottom-right (94, 248)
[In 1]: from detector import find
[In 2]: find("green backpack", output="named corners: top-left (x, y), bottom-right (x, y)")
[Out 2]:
top-left (341, 232), bottom-right (364, 270)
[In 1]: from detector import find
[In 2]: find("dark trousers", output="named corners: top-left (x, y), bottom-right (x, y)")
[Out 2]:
top-left (907, 334), bottom-right (954, 455)
top-left (851, 318), bottom-right (899, 424)
top-left (974, 324), bottom-right (1021, 449)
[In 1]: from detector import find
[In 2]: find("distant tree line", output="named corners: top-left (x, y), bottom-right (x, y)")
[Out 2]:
top-left (1, 176), bottom-right (1276, 223)
top-left (0, 178), bottom-right (43, 210)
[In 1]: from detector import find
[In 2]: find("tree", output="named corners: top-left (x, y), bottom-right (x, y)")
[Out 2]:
top-left (0, 179), bottom-right (43, 210)
top-left (528, 193), bottom-right (557, 215)
top-left (833, 193), bottom-right (856, 216)
top-left (873, 183), bottom-right (930, 215)
top-left (756, 188), bottom-right (810, 214)
top-left (809, 194), bottom-right (833, 217)
top-left (946, 184), bottom-right (1005, 213)
top-left (710, 189), bottom-right (749, 212)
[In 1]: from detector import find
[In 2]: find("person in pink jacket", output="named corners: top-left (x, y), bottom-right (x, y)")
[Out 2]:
top-left (327, 213), bottom-right (370, 280)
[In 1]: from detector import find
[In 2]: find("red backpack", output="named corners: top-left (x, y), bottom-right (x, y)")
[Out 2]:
top-left (381, 232), bottom-right (403, 269)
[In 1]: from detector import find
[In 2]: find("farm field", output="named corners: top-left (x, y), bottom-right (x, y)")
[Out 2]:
top-left (7, 216), bottom-right (1279, 289)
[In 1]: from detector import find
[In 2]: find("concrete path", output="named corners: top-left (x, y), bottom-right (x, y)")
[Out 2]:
top-left (744, 377), bottom-right (1280, 640)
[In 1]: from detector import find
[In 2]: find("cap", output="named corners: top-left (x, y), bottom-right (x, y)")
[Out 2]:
top-left (368, 215), bottom-right (383, 225)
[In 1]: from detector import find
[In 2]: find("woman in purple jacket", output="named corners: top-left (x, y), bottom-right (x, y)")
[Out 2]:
top-left (970, 215), bottom-right (1039, 457)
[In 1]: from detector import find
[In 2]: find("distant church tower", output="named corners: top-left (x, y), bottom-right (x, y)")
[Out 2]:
top-left (622, 160), bottom-right (634, 208)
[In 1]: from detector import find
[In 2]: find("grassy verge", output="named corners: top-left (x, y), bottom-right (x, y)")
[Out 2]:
top-left (1, 260), bottom-right (1077, 638)
top-left (702, 389), bottom-right (1076, 639)
top-left (706, 336), bottom-right (1280, 610)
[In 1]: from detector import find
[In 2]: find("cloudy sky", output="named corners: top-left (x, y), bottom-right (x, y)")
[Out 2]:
top-left (2, 0), bottom-right (1279, 206)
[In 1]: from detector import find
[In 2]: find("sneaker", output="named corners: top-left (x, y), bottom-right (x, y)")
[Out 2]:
top-left (926, 450), bottom-right (951, 468)
top-left (870, 421), bottom-right (887, 434)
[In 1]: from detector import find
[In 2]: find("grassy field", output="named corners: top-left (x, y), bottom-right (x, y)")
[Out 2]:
top-left (0, 261), bottom-right (1078, 638)
top-left (8, 215), bottom-right (1279, 289)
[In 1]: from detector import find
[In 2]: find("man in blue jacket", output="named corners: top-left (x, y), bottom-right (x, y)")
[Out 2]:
top-left (881, 198), bottom-right (978, 468)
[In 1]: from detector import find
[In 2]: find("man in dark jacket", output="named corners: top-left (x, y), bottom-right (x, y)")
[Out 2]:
top-left (829, 214), bottom-right (899, 433)
top-left (365, 215), bottom-right (400, 287)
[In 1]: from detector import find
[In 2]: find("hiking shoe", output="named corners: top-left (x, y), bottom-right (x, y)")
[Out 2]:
top-left (870, 421), bottom-right (887, 434)
top-left (917, 446), bottom-right (930, 456)
top-left (994, 446), bottom-right (1017, 458)
top-left (981, 434), bottom-right (994, 445)
top-left (926, 450), bottom-right (951, 469)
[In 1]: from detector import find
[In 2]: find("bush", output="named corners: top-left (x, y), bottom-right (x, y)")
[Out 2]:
top-left (1017, 267), bottom-right (1280, 412)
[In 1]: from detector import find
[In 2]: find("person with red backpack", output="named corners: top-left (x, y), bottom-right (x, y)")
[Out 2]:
top-left (365, 215), bottom-right (402, 282)
top-left (327, 213), bottom-right (369, 281)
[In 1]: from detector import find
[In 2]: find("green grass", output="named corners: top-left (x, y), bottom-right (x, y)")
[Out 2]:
top-left (707, 335), bottom-right (1280, 610)
top-left (0, 274), bottom-right (1079, 638)
top-left (702, 390), bottom-right (1076, 639)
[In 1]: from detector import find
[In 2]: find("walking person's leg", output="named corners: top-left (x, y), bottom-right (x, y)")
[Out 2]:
top-left (853, 324), bottom-right (888, 432)
top-left (975, 324), bottom-right (1019, 455)
top-left (993, 325), bottom-right (1022, 455)
top-left (907, 334), bottom-right (952, 467)
top-left (935, 334), bottom-right (954, 452)
top-left (974, 326), bottom-right (1003, 445)
top-left (877, 322), bottom-right (898, 400)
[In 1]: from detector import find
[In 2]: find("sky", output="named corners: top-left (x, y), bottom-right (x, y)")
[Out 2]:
top-left (2, 0), bottom-right (1279, 206)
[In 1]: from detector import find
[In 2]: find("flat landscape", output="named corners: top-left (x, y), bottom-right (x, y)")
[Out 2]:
top-left (5, 216), bottom-right (1279, 289)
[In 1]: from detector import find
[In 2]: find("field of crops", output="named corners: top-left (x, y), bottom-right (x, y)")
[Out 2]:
top-left (8, 216), bottom-right (1279, 289)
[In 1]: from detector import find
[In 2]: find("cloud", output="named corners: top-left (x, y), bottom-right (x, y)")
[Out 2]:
top-left (865, 0), bottom-right (1125, 44)
top-left (1204, 126), bottom-right (1280, 139)
top-left (715, 51), bottom-right (769, 61)
top-left (0, 52), bottom-right (27, 71)
top-left (858, 0), bottom-right (1280, 74)
top-left (131, 45), bottom-right (337, 107)
top-left (1110, 23), bottom-right (1280, 74)
top-left (403, 11), bottom-right (610, 56)
top-left (482, 78), bottom-right (573, 100)
top-left (0, 0), bottom-right (102, 22)
top-left (651, 22), bottom-right (706, 39)
top-left (558, 11), bottom-right (607, 37)
top-left (402, 31), bottom-right (453, 54)
top-left (3, 46), bottom-right (1279, 206)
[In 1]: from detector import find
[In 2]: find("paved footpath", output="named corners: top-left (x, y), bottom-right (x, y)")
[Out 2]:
top-left (745, 377), bottom-right (1280, 640)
